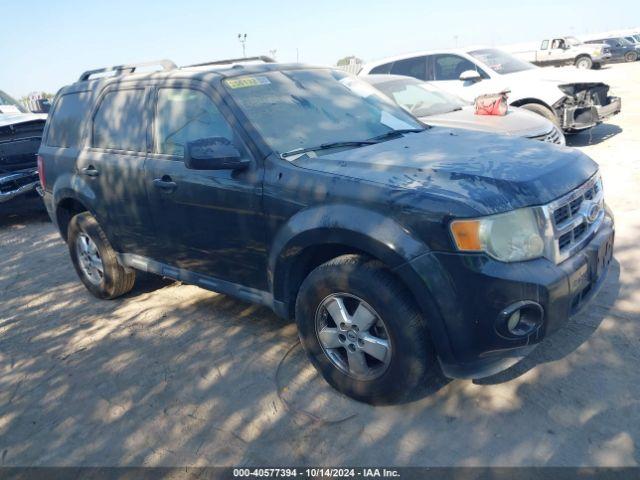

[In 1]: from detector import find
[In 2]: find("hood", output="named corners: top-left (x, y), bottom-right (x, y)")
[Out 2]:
top-left (421, 106), bottom-right (552, 138)
top-left (294, 128), bottom-right (597, 215)
top-left (506, 67), bottom-right (605, 84)
top-left (0, 112), bottom-right (47, 129)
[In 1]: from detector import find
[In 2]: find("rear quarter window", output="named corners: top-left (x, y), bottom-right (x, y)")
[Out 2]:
top-left (46, 92), bottom-right (93, 148)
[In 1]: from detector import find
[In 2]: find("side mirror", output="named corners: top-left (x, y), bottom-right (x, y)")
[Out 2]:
top-left (459, 70), bottom-right (482, 82)
top-left (184, 137), bottom-right (249, 170)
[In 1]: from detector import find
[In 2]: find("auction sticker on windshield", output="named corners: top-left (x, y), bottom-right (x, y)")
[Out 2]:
top-left (226, 76), bottom-right (271, 89)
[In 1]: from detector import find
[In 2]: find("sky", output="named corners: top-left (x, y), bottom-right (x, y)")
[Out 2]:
top-left (1, 0), bottom-right (638, 98)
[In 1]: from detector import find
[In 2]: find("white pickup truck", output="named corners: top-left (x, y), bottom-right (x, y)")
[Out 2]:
top-left (508, 37), bottom-right (611, 69)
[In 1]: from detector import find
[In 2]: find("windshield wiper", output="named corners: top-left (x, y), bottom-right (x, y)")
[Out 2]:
top-left (281, 140), bottom-right (377, 158)
top-left (367, 128), bottom-right (426, 142)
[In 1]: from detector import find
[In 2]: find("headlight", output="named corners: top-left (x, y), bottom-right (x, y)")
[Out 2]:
top-left (593, 49), bottom-right (602, 55)
top-left (450, 208), bottom-right (546, 262)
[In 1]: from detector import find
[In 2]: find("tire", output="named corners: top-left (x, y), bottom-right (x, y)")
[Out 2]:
top-left (295, 254), bottom-right (437, 404)
top-left (624, 51), bottom-right (638, 63)
top-left (519, 103), bottom-right (561, 128)
top-left (67, 212), bottom-right (135, 299)
top-left (575, 55), bottom-right (593, 70)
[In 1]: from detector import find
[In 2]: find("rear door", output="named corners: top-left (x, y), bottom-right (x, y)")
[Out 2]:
top-left (144, 82), bottom-right (267, 290)
top-left (78, 86), bottom-right (156, 255)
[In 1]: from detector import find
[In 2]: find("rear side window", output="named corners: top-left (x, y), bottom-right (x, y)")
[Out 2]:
top-left (541, 40), bottom-right (549, 50)
top-left (154, 88), bottom-right (233, 156)
top-left (47, 92), bottom-right (92, 148)
top-left (390, 56), bottom-right (427, 80)
top-left (93, 89), bottom-right (147, 152)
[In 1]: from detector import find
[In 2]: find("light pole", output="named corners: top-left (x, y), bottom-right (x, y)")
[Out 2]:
top-left (238, 33), bottom-right (247, 57)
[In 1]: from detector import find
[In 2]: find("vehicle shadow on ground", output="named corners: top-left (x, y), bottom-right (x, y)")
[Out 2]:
top-left (0, 194), bottom-right (49, 228)
top-left (566, 124), bottom-right (622, 147)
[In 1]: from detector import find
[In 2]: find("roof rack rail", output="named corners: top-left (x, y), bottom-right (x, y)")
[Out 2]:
top-left (183, 56), bottom-right (276, 68)
top-left (78, 59), bottom-right (177, 82)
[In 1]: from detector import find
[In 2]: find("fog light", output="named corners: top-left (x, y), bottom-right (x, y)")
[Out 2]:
top-left (497, 301), bottom-right (544, 339)
top-left (507, 310), bottom-right (521, 333)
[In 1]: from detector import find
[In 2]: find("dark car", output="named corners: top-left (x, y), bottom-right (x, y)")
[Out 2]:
top-left (586, 37), bottom-right (639, 63)
top-left (1, 90), bottom-right (47, 204)
top-left (39, 58), bottom-right (615, 404)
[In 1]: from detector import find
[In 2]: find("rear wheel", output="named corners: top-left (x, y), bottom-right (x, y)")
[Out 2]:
top-left (295, 254), bottom-right (437, 404)
top-left (68, 212), bottom-right (135, 299)
top-left (624, 51), bottom-right (638, 62)
top-left (520, 103), bottom-right (561, 128)
top-left (575, 55), bottom-right (593, 69)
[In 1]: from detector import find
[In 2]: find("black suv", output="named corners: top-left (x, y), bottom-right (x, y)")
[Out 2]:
top-left (39, 58), bottom-right (615, 404)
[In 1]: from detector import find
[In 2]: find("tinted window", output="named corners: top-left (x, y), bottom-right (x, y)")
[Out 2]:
top-left (155, 88), bottom-right (233, 156)
top-left (93, 89), bottom-right (147, 152)
top-left (390, 56), bottom-right (427, 80)
top-left (433, 54), bottom-right (479, 81)
top-left (47, 92), bottom-right (92, 148)
top-left (370, 63), bottom-right (392, 74)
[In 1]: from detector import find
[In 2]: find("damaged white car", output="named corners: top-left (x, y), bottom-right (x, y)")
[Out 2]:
top-left (0, 90), bottom-right (46, 204)
top-left (359, 47), bottom-right (622, 133)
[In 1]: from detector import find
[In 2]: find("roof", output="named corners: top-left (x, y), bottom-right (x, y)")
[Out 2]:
top-left (360, 46), bottom-right (491, 73)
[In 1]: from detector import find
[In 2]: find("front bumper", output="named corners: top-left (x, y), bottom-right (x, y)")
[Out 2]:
top-left (0, 169), bottom-right (40, 203)
top-left (407, 214), bottom-right (615, 379)
top-left (562, 96), bottom-right (621, 131)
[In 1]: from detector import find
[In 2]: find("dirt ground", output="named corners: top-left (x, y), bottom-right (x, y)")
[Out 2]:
top-left (1, 62), bottom-right (639, 468)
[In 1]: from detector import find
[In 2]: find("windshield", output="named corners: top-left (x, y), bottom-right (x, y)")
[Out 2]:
top-left (468, 48), bottom-right (536, 75)
top-left (224, 69), bottom-right (423, 155)
top-left (370, 77), bottom-right (468, 117)
top-left (0, 90), bottom-right (26, 113)
top-left (619, 37), bottom-right (634, 46)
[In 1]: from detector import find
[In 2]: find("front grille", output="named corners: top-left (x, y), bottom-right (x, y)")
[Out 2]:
top-left (543, 174), bottom-right (604, 263)
top-left (529, 127), bottom-right (563, 145)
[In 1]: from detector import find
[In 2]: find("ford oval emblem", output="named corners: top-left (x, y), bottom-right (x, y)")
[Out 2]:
top-left (585, 201), bottom-right (601, 224)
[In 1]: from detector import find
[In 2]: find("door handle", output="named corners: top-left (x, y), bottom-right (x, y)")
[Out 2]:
top-left (153, 177), bottom-right (177, 192)
top-left (81, 166), bottom-right (100, 177)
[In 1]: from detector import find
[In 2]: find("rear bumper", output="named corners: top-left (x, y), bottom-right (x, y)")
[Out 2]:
top-left (562, 96), bottom-right (621, 131)
top-left (0, 169), bottom-right (40, 203)
top-left (407, 214), bottom-right (615, 380)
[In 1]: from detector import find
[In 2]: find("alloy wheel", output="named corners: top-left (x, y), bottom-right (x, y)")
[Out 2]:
top-left (314, 293), bottom-right (392, 380)
top-left (75, 232), bottom-right (104, 286)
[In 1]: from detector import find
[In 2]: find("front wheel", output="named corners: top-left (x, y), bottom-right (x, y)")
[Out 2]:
top-left (625, 51), bottom-right (638, 63)
top-left (295, 255), bottom-right (437, 404)
top-left (520, 103), bottom-right (561, 128)
top-left (575, 56), bottom-right (593, 69)
top-left (68, 212), bottom-right (135, 299)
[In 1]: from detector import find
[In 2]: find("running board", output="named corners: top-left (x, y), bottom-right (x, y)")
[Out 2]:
top-left (117, 253), bottom-right (278, 311)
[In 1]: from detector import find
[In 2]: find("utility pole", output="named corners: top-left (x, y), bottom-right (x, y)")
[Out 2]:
top-left (238, 33), bottom-right (247, 57)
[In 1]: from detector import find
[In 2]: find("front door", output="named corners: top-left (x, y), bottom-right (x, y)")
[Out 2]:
top-left (144, 85), bottom-right (267, 290)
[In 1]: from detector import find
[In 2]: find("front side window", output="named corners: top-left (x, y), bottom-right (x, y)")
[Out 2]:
top-left (432, 54), bottom-right (480, 81)
top-left (93, 89), bottom-right (147, 152)
top-left (224, 69), bottom-right (422, 155)
top-left (390, 56), bottom-right (427, 80)
top-left (154, 88), bottom-right (233, 156)
top-left (468, 48), bottom-right (536, 75)
top-left (47, 91), bottom-right (93, 148)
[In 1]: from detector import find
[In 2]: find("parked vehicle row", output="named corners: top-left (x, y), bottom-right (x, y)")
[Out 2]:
top-left (584, 37), bottom-right (639, 63)
top-left (358, 47), bottom-right (622, 133)
top-left (0, 90), bottom-right (47, 203)
top-left (38, 57), bottom-right (614, 403)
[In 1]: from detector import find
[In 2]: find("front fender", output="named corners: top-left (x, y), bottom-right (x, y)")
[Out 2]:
top-left (268, 204), bottom-right (428, 295)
